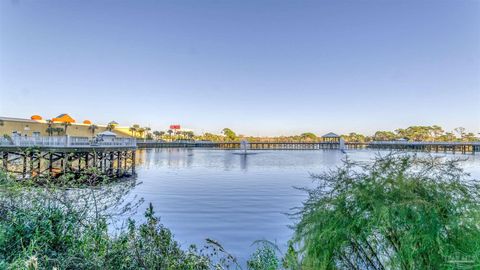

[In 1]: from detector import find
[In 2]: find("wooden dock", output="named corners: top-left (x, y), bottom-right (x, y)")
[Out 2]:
top-left (137, 141), bottom-right (339, 150)
top-left (358, 141), bottom-right (480, 154)
top-left (0, 136), bottom-right (137, 179)
top-left (137, 140), bottom-right (480, 154)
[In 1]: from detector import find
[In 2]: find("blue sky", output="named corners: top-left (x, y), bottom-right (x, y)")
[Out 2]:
top-left (0, 0), bottom-right (479, 136)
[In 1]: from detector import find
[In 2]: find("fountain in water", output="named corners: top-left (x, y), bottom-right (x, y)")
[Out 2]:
top-left (339, 137), bottom-right (347, 154)
top-left (233, 139), bottom-right (256, 155)
top-left (240, 139), bottom-right (249, 154)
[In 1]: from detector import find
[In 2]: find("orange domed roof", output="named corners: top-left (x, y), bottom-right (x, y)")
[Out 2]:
top-left (83, 120), bottom-right (92, 125)
top-left (31, 115), bottom-right (42, 120)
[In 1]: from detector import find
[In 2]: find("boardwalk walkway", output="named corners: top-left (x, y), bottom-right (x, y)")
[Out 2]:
top-left (0, 136), bottom-right (136, 179)
top-left (137, 140), bottom-right (480, 154)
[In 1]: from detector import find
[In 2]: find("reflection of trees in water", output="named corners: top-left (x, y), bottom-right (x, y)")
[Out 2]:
top-left (0, 178), bottom-right (143, 229)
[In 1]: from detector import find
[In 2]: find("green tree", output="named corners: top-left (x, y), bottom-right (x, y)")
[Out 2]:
top-left (144, 127), bottom-right (151, 138)
top-left (342, 132), bottom-right (366, 143)
top-left (45, 119), bottom-right (55, 136)
top-left (129, 126), bottom-right (137, 137)
top-left (152, 131), bottom-right (161, 140)
top-left (63, 122), bottom-right (72, 135)
top-left (455, 127), bottom-right (466, 140)
top-left (373, 131), bottom-right (396, 141)
top-left (106, 123), bottom-right (115, 131)
top-left (184, 131), bottom-right (195, 140)
top-left (430, 125), bottom-right (444, 141)
top-left (300, 132), bottom-right (317, 141)
top-left (167, 129), bottom-right (173, 141)
top-left (292, 154), bottom-right (480, 269)
top-left (222, 128), bottom-right (237, 141)
top-left (137, 128), bottom-right (145, 139)
top-left (463, 132), bottom-right (477, 142)
top-left (438, 132), bottom-right (456, 142)
top-left (54, 127), bottom-right (64, 135)
top-left (88, 124), bottom-right (98, 137)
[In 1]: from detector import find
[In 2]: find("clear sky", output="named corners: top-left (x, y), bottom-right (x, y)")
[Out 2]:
top-left (0, 0), bottom-right (479, 136)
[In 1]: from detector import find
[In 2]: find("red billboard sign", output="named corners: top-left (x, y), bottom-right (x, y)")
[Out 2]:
top-left (169, 125), bottom-right (181, 130)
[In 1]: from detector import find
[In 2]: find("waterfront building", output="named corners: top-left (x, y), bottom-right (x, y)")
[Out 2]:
top-left (0, 114), bottom-right (133, 138)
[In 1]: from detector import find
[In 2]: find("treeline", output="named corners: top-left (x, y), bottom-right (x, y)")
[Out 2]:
top-left (202, 126), bottom-right (478, 143)
top-left (342, 125), bottom-right (478, 142)
top-left (131, 125), bottom-right (478, 143)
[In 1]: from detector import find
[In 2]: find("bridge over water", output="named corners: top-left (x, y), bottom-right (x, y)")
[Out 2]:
top-left (137, 140), bottom-right (480, 154)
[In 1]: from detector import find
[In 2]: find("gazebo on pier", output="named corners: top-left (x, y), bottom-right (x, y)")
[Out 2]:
top-left (322, 132), bottom-right (340, 143)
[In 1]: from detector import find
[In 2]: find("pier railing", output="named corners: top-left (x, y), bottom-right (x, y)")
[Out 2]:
top-left (370, 141), bottom-right (480, 146)
top-left (0, 136), bottom-right (137, 148)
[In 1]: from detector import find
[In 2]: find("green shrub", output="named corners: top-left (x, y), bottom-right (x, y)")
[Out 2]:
top-left (0, 201), bottom-right (238, 269)
top-left (292, 154), bottom-right (480, 269)
top-left (247, 242), bottom-right (280, 270)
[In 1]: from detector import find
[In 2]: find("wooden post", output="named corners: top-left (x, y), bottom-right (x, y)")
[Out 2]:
top-left (3, 152), bottom-right (8, 172)
top-left (117, 151), bottom-right (121, 176)
top-left (63, 153), bottom-right (68, 174)
top-left (109, 152), bottom-right (114, 176)
top-left (132, 150), bottom-right (136, 174)
top-left (49, 153), bottom-right (53, 176)
top-left (22, 153), bottom-right (27, 179)
top-left (29, 151), bottom-right (34, 177)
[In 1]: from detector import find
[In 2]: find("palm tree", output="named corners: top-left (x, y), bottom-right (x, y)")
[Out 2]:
top-left (45, 119), bottom-right (54, 136)
top-left (129, 126), bottom-right (137, 137)
top-left (63, 122), bottom-right (72, 135)
top-left (144, 127), bottom-right (151, 141)
top-left (167, 129), bottom-right (173, 141)
top-left (153, 131), bottom-right (161, 140)
top-left (185, 131), bottom-right (195, 140)
top-left (55, 127), bottom-right (64, 136)
top-left (137, 128), bottom-right (146, 139)
top-left (88, 124), bottom-right (98, 137)
top-left (46, 127), bottom-right (55, 136)
top-left (106, 123), bottom-right (115, 131)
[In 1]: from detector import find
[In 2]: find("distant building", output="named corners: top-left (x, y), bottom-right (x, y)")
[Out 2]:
top-left (322, 132), bottom-right (340, 143)
top-left (0, 114), bottom-right (133, 138)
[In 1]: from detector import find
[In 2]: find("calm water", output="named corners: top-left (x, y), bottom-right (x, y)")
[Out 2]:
top-left (122, 148), bottom-right (480, 262)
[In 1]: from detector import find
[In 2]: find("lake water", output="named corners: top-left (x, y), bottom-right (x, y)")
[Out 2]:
top-left (122, 148), bottom-right (480, 263)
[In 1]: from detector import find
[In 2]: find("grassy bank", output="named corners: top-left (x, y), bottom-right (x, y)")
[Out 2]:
top-left (1, 154), bottom-right (479, 269)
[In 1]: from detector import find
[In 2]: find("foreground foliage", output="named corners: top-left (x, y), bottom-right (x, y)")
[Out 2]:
top-left (1, 154), bottom-right (479, 269)
top-left (0, 172), bottom-right (240, 269)
top-left (0, 200), bottom-right (238, 269)
top-left (292, 154), bottom-right (480, 269)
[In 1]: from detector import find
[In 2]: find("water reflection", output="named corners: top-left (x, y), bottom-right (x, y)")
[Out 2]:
top-left (127, 149), bottom-right (480, 263)
top-left (240, 154), bottom-right (248, 171)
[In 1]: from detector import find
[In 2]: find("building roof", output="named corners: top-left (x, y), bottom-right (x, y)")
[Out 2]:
top-left (0, 116), bottom-right (37, 123)
top-left (53, 113), bottom-right (76, 123)
top-left (108, 121), bottom-right (119, 125)
top-left (322, 132), bottom-right (340, 138)
top-left (97, 131), bottom-right (117, 137)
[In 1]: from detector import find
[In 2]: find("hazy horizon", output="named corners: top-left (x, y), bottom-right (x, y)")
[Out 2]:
top-left (1, 0), bottom-right (479, 136)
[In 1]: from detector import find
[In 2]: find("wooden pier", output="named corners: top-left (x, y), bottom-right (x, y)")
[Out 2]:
top-left (357, 141), bottom-right (480, 154)
top-left (137, 141), bottom-right (340, 150)
top-left (0, 136), bottom-right (137, 179)
top-left (137, 140), bottom-right (479, 154)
